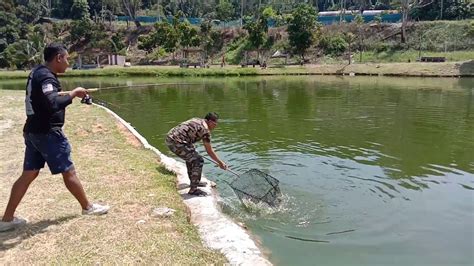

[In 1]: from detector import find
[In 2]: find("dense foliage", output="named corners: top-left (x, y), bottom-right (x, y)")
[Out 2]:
top-left (0, 0), bottom-right (472, 68)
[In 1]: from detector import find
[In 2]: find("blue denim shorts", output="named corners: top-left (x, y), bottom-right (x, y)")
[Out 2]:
top-left (23, 130), bottom-right (74, 175)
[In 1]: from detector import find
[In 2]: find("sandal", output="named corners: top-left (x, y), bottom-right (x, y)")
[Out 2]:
top-left (188, 188), bottom-right (208, 196)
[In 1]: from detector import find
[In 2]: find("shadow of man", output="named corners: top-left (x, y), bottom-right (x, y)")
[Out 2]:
top-left (0, 215), bottom-right (77, 251)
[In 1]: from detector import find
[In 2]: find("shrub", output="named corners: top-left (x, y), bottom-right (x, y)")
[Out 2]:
top-left (319, 35), bottom-right (348, 56)
top-left (373, 42), bottom-right (391, 53)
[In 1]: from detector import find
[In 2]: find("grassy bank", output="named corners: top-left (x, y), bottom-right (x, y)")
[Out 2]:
top-left (0, 60), bottom-right (473, 80)
top-left (322, 50), bottom-right (474, 64)
top-left (0, 90), bottom-right (227, 264)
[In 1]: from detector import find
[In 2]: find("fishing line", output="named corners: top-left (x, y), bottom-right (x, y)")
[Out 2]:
top-left (92, 97), bottom-right (133, 112)
top-left (88, 82), bottom-right (201, 92)
top-left (85, 82), bottom-right (201, 111)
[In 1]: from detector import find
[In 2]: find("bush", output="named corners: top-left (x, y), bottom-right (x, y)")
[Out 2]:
top-left (407, 21), bottom-right (472, 51)
top-left (225, 37), bottom-right (247, 64)
top-left (373, 42), bottom-right (391, 53)
top-left (69, 18), bottom-right (94, 41)
top-left (147, 47), bottom-right (167, 61)
top-left (319, 35), bottom-right (348, 56)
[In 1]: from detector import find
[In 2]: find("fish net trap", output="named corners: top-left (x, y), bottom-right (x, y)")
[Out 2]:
top-left (227, 169), bottom-right (282, 206)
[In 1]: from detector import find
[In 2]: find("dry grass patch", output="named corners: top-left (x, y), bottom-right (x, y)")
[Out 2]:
top-left (0, 90), bottom-right (226, 264)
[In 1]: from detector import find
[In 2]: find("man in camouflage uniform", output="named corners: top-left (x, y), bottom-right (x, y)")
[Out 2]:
top-left (165, 112), bottom-right (227, 196)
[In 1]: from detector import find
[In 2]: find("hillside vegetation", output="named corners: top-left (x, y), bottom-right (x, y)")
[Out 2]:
top-left (0, 1), bottom-right (472, 69)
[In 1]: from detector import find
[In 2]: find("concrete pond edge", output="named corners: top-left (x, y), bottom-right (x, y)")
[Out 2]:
top-left (96, 104), bottom-right (272, 266)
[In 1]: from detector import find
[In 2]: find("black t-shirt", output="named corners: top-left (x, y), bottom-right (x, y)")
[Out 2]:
top-left (23, 65), bottom-right (73, 133)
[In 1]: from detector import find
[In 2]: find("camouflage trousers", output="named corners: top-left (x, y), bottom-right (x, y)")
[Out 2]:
top-left (166, 138), bottom-right (203, 189)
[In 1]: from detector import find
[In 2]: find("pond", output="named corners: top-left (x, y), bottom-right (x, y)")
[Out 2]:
top-left (2, 75), bottom-right (473, 265)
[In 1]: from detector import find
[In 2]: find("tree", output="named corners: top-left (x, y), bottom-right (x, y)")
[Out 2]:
top-left (353, 14), bottom-right (364, 63)
top-left (397, 0), bottom-right (434, 43)
top-left (216, 0), bottom-right (234, 26)
top-left (200, 21), bottom-right (223, 62)
top-left (244, 20), bottom-right (266, 61)
top-left (0, 9), bottom-right (21, 55)
top-left (110, 32), bottom-right (126, 53)
top-left (178, 22), bottom-right (200, 48)
top-left (51, 0), bottom-right (74, 19)
top-left (70, 18), bottom-right (95, 42)
top-left (261, 6), bottom-right (285, 27)
top-left (411, 0), bottom-right (473, 20)
top-left (0, 27), bottom-right (44, 69)
top-left (138, 34), bottom-right (156, 53)
top-left (157, 22), bottom-right (179, 55)
top-left (243, 6), bottom-right (278, 62)
top-left (138, 21), bottom-right (178, 54)
top-left (343, 32), bottom-right (356, 64)
top-left (15, 1), bottom-right (48, 24)
top-left (102, 0), bottom-right (122, 14)
top-left (0, 0), bottom-right (15, 12)
top-left (286, 4), bottom-right (318, 62)
top-left (71, 0), bottom-right (90, 19)
top-left (122, 0), bottom-right (142, 27)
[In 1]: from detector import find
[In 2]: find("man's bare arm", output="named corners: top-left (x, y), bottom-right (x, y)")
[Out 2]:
top-left (203, 141), bottom-right (227, 170)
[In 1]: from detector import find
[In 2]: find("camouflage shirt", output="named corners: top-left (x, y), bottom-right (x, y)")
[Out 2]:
top-left (166, 118), bottom-right (211, 144)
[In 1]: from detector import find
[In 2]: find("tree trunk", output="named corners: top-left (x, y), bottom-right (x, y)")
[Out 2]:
top-left (122, 0), bottom-right (141, 28)
top-left (348, 43), bottom-right (352, 65)
top-left (440, 0), bottom-right (443, 20)
top-left (359, 31), bottom-right (363, 63)
top-left (240, 0), bottom-right (244, 27)
top-left (401, 6), bottom-right (408, 43)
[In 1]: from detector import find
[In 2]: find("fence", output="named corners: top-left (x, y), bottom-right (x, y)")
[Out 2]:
top-left (117, 13), bottom-right (402, 27)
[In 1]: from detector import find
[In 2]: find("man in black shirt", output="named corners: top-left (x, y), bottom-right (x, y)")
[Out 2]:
top-left (0, 44), bottom-right (109, 232)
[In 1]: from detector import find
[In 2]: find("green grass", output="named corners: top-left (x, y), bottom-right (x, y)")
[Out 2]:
top-left (0, 66), bottom-right (260, 80)
top-left (0, 90), bottom-right (227, 264)
top-left (0, 54), bottom-right (473, 80)
top-left (354, 50), bottom-right (474, 63)
top-left (0, 70), bottom-right (31, 79)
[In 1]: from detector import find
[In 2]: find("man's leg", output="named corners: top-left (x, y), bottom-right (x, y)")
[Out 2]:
top-left (62, 167), bottom-right (91, 210)
top-left (185, 161), bottom-right (193, 184)
top-left (62, 168), bottom-right (109, 215)
top-left (2, 170), bottom-right (40, 222)
top-left (166, 141), bottom-right (205, 193)
top-left (188, 156), bottom-right (204, 192)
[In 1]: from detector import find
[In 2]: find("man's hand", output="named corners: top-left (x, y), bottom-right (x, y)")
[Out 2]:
top-left (218, 161), bottom-right (227, 170)
top-left (69, 87), bottom-right (88, 99)
top-left (203, 141), bottom-right (227, 170)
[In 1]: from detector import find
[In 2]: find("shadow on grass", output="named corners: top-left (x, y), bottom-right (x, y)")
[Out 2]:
top-left (0, 215), bottom-right (77, 251)
top-left (155, 165), bottom-right (184, 189)
top-left (155, 165), bottom-right (174, 176)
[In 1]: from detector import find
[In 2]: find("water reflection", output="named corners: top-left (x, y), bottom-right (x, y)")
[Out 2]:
top-left (94, 76), bottom-right (473, 265)
top-left (3, 76), bottom-right (472, 191)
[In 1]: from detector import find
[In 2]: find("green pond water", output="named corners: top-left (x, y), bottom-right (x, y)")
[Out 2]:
top-left (2, 76), bottom-right (473, 265)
